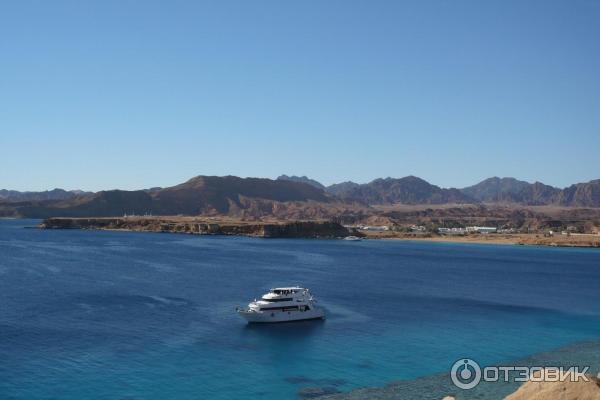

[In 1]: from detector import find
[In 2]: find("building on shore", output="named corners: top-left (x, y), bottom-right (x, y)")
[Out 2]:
top-left (438, 226), bottom-right (497, 235)
top-left (360, 225), bottom-right (390, 231)
top-left (410, 225), bottom-right (427, 232)
top-left (466, 226), bottom-right (497, 234)
top-left (438, 227), bottom-right (467, 235)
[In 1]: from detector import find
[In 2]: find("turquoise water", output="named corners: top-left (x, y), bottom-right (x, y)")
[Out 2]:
top-left (1, 219), bottom-right (600, 399)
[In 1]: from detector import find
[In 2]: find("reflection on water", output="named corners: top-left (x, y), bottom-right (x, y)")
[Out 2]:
top-left (243, 318), bottom-right (326, 337)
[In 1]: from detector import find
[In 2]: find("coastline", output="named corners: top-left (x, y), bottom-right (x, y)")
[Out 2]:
top-left (38, 216), bottom-right (351, 239)
top-left (35, 216), bottom-right (600, 247)
top-left (361, 231), bottom-right (600, 248)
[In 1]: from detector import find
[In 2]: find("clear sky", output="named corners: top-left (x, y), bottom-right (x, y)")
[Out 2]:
top-left (1, 0), bottom-right (599, 191)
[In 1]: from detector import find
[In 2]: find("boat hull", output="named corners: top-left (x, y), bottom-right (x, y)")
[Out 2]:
top-left (238, 307), bottom-right (326, 324)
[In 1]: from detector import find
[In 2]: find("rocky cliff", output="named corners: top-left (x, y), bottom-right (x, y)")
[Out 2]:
top-left (40, 217), bottom-right (351, 238)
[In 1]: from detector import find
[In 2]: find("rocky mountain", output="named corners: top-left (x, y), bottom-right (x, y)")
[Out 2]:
top-left (460, 177), bottom-right (560, 205)
top-left (326, 176), bottom-right (475, 205)
top-left (10, 175), bottom-right (348, 219)
top-left (0, 188), bottom-right (89, 202)
top-left (326, 181), bottom-right (361, 196)
top-left (553, 179), bottom-right (600, 207)
top-left (276, 175), bottom-right (325, 190)
top-left (460, 177), bottom-right (600, 207)
top-left (152, 175), bottom-right (331, 215)
top-left (276, 176), bottom-right (366, 198)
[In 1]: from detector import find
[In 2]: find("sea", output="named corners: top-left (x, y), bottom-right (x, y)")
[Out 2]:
top-left (1, 219), bottom-right (600, 399)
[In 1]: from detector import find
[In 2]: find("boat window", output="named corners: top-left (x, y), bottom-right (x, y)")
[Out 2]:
top-left (259, 305), bottom-right (300, 312)
top-left (261, 297), bottom-right (293, 302)
top-left (272, 289), bottom-right (300, 295)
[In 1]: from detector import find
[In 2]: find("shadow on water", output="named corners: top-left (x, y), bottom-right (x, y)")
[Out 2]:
top-left (242, 319), bottom-right (326, 339)
top-left (228, 319), bottom-right (327, 358)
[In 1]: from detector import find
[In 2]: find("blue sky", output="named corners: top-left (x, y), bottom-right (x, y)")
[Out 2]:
top-left (1, 0), bottom-right (599, 191)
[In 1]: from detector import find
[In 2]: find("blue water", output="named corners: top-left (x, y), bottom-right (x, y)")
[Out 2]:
top-left (1, 219), bottom-right (600, 399)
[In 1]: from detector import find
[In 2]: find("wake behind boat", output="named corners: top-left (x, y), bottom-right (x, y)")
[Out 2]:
top-left (236, 287), bottom-right (326, 323)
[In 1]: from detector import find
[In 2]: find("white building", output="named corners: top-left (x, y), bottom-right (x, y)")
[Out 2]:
top-left (360, 225), bottom-right (389, 231)
top-left (438, 227), bottom-right (467, 235)
top-left (466, 226), bottom-right (497, 234)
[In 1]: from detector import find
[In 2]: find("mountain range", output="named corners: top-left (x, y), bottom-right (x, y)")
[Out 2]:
top-left (2, 175), bottom-right (600, 219)
top-left (0, 188), bottom-right (90, 202)
top-left (277, 175), bottom-right (600, 207)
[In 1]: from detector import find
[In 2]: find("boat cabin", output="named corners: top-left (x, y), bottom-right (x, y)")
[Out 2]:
top-left (270, 287), bottom-right (304, 295)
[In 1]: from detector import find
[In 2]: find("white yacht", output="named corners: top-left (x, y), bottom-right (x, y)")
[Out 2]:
top-left (236, 287), bottom-right (326, 323)
top-left (343, 235), bottom-right (362, 241)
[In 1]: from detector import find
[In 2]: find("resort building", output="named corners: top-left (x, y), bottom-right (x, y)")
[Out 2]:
top-left (438, 227), bottom-right (467, 235)
top-left (466, 226), bottom-right (497, 234)
top-left (360, 225), bottom-right (390, 231)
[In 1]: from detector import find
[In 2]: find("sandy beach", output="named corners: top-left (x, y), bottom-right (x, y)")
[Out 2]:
top-left (362, 231), bottom-right (600, 248)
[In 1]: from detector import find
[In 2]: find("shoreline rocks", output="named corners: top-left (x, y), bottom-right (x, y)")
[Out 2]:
top-left (39, 217), bottom-right (351, 239)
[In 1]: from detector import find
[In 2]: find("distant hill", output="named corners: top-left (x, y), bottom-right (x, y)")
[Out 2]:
top-left (326, 181), bottom-right (361, 196)
top-left (326, 176), bottom-right (476, 205)
top-left (460, 177), bottom-right (600, 207)
top-left (276, 175), bottom-right (325, 190)
top-left (0, 188), bottom-right (89, 202)
top-left (12, 175), bottom-right (343, 219)
top-left (15, 190), bottom-right (154, 219)
top-left (153, 175), bottom-right (331, 215)
top-left (553, 179), bottom-right (600, 207)
top-left (460, 177), bottom-right (560, 205)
